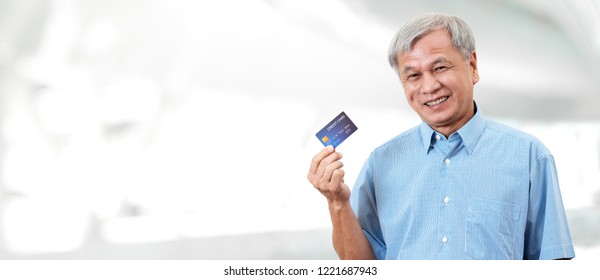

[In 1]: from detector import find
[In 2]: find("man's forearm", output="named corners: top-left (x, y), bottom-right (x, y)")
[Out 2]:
top-left (329, 201), bottom-right (376, 260)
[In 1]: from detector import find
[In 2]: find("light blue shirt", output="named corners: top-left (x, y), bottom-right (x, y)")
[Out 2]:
top-left (350, 107), bottom-right (575, 259)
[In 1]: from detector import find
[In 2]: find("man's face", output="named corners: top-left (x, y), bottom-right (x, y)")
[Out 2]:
top-left (397, 29), bottom-right (479, 136)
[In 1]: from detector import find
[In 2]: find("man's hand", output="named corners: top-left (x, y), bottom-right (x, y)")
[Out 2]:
top-left (307, 145), bottom-right (350, 205)
top-left (307, 146), bottom-right (376, 259)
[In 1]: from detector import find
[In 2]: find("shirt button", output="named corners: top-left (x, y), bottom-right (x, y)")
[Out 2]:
top-left (444, 196), bottom-right (450, 204)
top-left (435, 134), bottom-right (441, 140)
top-left (444, 158), bottom-right (450, 166)
top-left (442, 236), bottom-right (448, 243)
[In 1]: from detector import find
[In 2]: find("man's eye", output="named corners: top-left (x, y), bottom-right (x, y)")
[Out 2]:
top-left (435, 66), bottom-right (447, 72)
top-left (406, 73), bottom-right (420, 80)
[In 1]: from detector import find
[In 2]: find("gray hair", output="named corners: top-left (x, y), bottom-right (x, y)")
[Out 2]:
top-left (388, 13), bottom-right (476, 73)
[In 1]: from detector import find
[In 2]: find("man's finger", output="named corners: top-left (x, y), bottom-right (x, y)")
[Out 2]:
top-left (331, 168), bottom-right (345, 186)
top-left (316, 151), bottom-right (343, 180)
top-left (322, 160), bottom-right (344, 184)
top-left (309, 145), bottom-right (335, 177)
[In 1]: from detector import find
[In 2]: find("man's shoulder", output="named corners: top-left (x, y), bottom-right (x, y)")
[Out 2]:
top-left (483, 118), bottom-right (551, 156)
top-left (484, 119), bottom-right (537, 142)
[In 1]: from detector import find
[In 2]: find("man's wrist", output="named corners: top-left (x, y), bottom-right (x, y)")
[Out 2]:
top-left (328, 199), bottom-right (352, 213)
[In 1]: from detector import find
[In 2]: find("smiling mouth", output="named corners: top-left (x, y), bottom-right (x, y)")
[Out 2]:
top-left (425, 96), bottom-right (448, 106)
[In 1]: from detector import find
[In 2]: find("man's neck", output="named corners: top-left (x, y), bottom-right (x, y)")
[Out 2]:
top-left (432, 102), bottom-right (477, 137)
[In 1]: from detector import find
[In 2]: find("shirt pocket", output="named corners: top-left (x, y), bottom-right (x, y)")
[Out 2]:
top-left (465, 198), bottom-right (520, 259)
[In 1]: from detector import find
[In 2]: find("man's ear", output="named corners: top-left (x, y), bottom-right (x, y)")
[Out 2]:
top-left (470, 51), bottom-right (479, 85)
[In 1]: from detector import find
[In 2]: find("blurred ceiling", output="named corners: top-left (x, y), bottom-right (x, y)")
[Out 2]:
top-left (0, 0), bottom-right (598, 121)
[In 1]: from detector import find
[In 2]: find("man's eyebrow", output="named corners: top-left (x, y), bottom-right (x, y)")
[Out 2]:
top-left (431, 57), bottom-right (449, 65)
top-left (401, 65), bottom-right (414, 74)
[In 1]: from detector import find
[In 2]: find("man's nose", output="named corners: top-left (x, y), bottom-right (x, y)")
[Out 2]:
top-left (420, 72), bottom-right (441, 94)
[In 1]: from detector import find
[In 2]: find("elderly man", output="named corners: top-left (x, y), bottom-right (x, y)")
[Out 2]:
top-left (307, 13), bottom-right (575, 260)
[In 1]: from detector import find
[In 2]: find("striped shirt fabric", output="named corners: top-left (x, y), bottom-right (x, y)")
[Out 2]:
top-left (350, 107), bottom-right (575, 259)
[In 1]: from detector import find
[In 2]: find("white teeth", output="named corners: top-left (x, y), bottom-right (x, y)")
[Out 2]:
top-left (426, 96), bottom-right (448, 106)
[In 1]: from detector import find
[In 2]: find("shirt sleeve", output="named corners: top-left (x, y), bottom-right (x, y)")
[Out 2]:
top-left (350, 157), bottom-right (387, 259)
top-left (525, 150), bottom-right (576, 260)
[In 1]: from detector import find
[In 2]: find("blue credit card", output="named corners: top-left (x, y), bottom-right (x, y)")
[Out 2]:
top-left (315, 111), bottom-right (358, 148)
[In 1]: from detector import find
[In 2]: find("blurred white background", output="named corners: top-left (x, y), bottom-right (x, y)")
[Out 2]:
top-left (0, 0), bottom-right (598, 259)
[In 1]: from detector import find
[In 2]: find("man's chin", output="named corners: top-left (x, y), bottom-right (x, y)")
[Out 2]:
top-left (423, 115), bottom-right (455, 129)
top-left (422, 111), bottom-right (451, 124)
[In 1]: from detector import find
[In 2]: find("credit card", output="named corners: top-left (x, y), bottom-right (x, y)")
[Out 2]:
top-left (315, 111), bottom-right (357, 148)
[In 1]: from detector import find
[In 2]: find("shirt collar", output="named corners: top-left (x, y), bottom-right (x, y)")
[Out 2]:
top-left (456, 105), bottom-right (485, 154)
top-left (419, 120), bottom-right (437, 154)
top-left (419, 102), bottom-right (486, 155)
